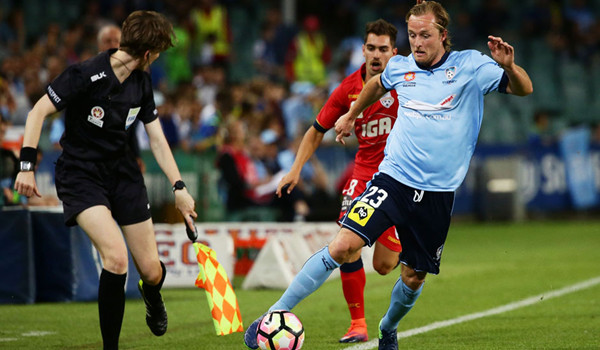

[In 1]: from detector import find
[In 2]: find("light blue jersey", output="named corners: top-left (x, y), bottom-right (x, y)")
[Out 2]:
top-left (379, 50), bottom-right (507, 191)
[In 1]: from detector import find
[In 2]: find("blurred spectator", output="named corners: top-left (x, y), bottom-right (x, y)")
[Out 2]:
top-left (185, 89), bottom-right (228, 153)
top-left (253, 21), bottom-right (286, 82)
top-left (281, 81), bottom-right (316, 140)
top-left (285, 15), bottom-right (331, 85)
top-left (156, 93), bottom-right (180, 148)
top-left (473, 0), bottom-right (511, 37)
top-left (0, 112), bottom-right (19, 206)
top-left (528, 109), bottom-right (557, 147)
top-left (521, 0), bottom-right (553, 39)
top-left (563, 0), bottom-right (597, 62)
top-left (191, 0), bottom-right (232, 66)
top-left (0, 75), bottom-right (16, 121)
top-left (163, 13), bottom-right (193, 89)
top-left (176, 96), bottom-right (202, 152)
top-left (0, 7), bottom-right (25, 59)
top-left (591, 122), bottom-right (600, 145)
top-left (194, 63), bottom-right (226, 107)
top-left (97, 24), bottom-right (121, 52)
top-left (451, 11), bottom-right (476, 50)
top-left (216, 120), bottom-right (276, 221)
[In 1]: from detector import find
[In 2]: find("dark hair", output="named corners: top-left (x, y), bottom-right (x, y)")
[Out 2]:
top-left (364, 19), bottom-right (398, 48)
top-left (119, 10), bottom-right (175, 59)
top-left (406, 1), bottom-right (452, 52)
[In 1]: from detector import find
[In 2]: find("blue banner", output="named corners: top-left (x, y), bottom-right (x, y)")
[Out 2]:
top-left (559, 127), bottom-right (598, 209)
top-left (0, 209), bottom-right (35, 304)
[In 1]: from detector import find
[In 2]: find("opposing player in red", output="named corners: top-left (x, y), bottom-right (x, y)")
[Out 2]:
top-left (275, 19), bottom-right (401, 343)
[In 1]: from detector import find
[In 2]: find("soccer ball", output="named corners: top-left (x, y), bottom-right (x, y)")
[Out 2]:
top-left (257, 310), bottom-right (305, 350)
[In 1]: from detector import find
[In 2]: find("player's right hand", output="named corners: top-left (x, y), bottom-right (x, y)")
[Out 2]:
top-left (335, 112), bottom-right (354, 145)
top-left (14, 171), bottom-right (41, 198)
top-left (276, 171), bottom-right (300, 197)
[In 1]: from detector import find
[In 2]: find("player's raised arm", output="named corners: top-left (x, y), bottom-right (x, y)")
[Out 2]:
top-left (276, 126), bottom-right (324, 197)
top-left (335, 74), bottom-right (387, 144)
top-left (487, 35), bottom-right (533, 96)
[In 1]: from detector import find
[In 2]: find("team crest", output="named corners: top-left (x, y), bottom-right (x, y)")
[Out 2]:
top-left (347, 201), bottom-right (375, 227)
top-left (445, 67), bottom-right (457, 80)
top-left (435, 244), bottom-right (444, 262)
top-left (87, 106), bottom-right (105, 127)
top-left (404, 72), bottom-right (415, 81)
top-left (379, 95), bottom-right (394, 108)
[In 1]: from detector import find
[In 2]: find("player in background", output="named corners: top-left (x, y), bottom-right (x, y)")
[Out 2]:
top-left (15, 11), bottom-right (197, 349)
top-left (247, 1), bottom-right (533, 349)
top-left (274, 18), bottom-right (402, 344)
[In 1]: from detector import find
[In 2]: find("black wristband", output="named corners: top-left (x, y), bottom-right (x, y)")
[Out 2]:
top-left (19, 147), bottom-right (38, 166)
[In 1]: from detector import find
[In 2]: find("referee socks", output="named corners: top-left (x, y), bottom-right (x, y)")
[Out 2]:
top-left (98, 269), bottom-right (127, 350)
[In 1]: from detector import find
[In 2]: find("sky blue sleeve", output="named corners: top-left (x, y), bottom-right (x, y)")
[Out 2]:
top-left (380, 56), bottom-right (400, 91)
top-left (470, 50), bottom-right (505, 95)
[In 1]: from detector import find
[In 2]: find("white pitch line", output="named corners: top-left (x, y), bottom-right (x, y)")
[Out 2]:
top-left (345, 276), bottom-right (600, 350)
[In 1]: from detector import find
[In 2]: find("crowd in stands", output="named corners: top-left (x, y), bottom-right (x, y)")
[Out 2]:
top-left (1, 0), bottom-right (600, 219)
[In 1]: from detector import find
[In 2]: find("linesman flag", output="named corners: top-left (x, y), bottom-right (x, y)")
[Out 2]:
top-left (186, 219), bottom-right (243, 335)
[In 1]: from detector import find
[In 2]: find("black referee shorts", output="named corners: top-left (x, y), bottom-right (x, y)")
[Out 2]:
top-left (339, 172), bottom-right (455, 274)
top-left (55, 154), bottom-right (151, 227)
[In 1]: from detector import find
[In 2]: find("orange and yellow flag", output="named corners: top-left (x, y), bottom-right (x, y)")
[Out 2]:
top-left (194, 242), bottom-right (244, 335)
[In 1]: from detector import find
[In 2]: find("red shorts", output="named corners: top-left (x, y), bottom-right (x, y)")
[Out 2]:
top-left (338, 177), bottom-right (402, 252)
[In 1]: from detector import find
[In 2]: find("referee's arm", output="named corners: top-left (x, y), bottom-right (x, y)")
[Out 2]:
top-left (14, 94), bottom-right (57, 198)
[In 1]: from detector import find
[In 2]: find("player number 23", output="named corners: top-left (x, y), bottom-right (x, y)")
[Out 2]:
top-left (360, 186), bottom-right (388, 208)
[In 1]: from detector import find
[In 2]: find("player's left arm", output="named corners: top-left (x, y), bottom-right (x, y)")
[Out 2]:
top-left (487, 35), bottom-right (533, 96)
top-left (145, 118), bottom-right (197, 224)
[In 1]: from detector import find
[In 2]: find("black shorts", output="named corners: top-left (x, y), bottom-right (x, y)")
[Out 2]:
top-left (339, 172), bottom-right (454, 274)
top-left (55, 154), bottom-right (151, 227)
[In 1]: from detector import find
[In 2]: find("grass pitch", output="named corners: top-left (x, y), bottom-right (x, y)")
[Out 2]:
top-left (2, 220), bottom-right (599, 349)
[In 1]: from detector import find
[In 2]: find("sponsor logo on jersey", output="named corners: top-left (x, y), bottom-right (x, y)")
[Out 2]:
top-left (404, 72), bottom-right (416, 81)
top-left (125, 107), bottom-right (141, 130)
top-left (47, 86), bottom-right (61, 104)
top-left (90, 71), bottom-right (107, 82)
top-left (87, 106), bottom-right (105, 127)
top-left (361, 115), bottom-right (393, 138)
top-left (340, 194), bottom-right (353, 212)
top-left (347, 201), bottom-right (374, 227)
top-left (439, 94), bottom-right (456, 107)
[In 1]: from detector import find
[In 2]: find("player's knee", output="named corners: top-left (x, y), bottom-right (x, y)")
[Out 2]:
top-left (373, 260), bottom-right (395, 275)
top-left (329, 234), bottom-right (362, 264)
top-left (401, 267), bottom-right (426, 290)
top-left (138, 261), bottom-right (164, 285)
top-left (102, 253), bottom-right (128, 275)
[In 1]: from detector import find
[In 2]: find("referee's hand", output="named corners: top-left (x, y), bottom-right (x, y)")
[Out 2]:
top-left (14, 171), bottom-right (42, 198)
top-left (174, 189), bottom-right (196, 227)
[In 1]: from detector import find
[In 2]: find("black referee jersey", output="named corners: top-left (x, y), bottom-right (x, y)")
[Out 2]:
top-left (47, 48), bottom-right (158, 161)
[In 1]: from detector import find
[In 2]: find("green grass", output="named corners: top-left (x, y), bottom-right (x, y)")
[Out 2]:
top-left (1, 220), bottom-right (599, 349)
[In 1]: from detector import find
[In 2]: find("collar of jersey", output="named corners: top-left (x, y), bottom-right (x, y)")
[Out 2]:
top-left (414, 51), bottom-right (450, 71)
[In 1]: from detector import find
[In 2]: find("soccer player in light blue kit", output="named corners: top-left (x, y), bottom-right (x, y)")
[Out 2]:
top-left (244, 1), bottom-right (533, 349)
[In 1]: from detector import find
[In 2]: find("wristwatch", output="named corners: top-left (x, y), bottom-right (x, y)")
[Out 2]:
top-left (20, 161), bottom-right (34, 172)
top-left (172, 180), bottom-right (186, 193)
